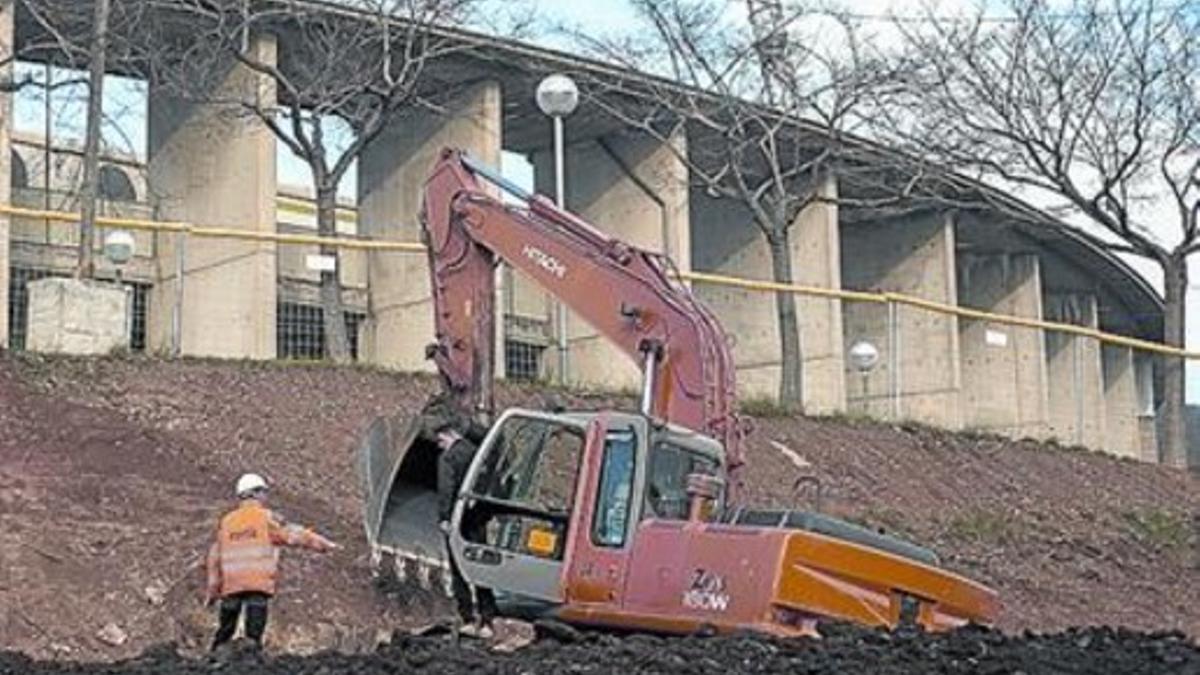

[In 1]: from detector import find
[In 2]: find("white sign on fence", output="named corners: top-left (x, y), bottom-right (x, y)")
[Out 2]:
top-left (306, 254), bottom-right (338, 272)
top-left (985, 329), bottom-right (1009, 347)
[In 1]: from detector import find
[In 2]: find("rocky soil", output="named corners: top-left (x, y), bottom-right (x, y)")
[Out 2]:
top-left (1, 354), bottom-right (1197, 664)
top-left (3, 624), bottom-right (1199, 674)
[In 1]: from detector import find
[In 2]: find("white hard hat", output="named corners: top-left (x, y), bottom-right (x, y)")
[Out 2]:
top-left (235, 473), bottom-right (268, 498)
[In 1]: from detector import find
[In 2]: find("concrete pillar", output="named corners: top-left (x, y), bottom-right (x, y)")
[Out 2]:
top-left (0, 1), bottom-right (12, 348)
top-left (1102, 344), bottom-right (1141, 460)
top-left (841, 211), bottom-right (960, 428)
top-left (533, 131), bottom-right (690, 391)
top-left (1134, 352), bottom-right (1158, 462)
top-left (690, 178), bottom-right (846, 413)
top-left (957, 254), bottom-right (1049, 437)
top-left (358, 81), bottom-right (501, 370)
top-left (1043, 294), bottom-right (1106, 448)
top-left (146, 33), bottom-right (278, 358)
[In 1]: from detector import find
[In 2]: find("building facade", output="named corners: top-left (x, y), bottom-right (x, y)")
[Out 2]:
top-left (0, 5), bottom-right (1169, 464)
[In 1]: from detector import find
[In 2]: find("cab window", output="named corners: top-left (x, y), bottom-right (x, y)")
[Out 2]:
top-left (471, 416), bottom-right (583, 512)
top-left (465, 416), bottom-right (584, 560)
top-left (643, 441), bottom-right (718, 521)
top-left (592, 428), bottom-right (636, 547)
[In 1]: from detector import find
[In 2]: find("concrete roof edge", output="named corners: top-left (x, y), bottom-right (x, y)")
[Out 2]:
top-left (129, 1), bottom-right (1172, 326)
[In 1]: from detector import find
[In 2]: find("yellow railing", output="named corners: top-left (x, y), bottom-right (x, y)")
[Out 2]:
top-left (3, 203), bottom-right (1194, 359)
top-left (0, 204), bottom-right (423, 252)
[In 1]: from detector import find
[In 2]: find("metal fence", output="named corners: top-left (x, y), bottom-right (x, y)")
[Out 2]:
top-left (277, 300), bottom-right (366, 361)
top-left (7, 265), bottom-right (148, 352)
top-left (0, 203), bottom-right (1192, 467)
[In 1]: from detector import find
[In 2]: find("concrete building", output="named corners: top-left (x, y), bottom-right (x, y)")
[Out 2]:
top-left (0, 2), bottom-right (1172, 465)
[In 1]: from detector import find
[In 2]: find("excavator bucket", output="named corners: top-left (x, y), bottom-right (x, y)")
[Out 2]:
top-left (358, 411), bottom-right (450, 581)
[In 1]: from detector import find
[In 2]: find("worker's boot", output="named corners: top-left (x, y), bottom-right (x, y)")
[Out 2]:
top-left (459, 620), bottom-right (494, 640)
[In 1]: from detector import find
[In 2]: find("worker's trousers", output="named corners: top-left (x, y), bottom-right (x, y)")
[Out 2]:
top-left (445, 533), bottom-right (498, 625)
top-left (211, 591), bottom-right (270, 650)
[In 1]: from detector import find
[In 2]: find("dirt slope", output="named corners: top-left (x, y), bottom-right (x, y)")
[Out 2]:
top-left (1, 354), bottom-right (1196, 662)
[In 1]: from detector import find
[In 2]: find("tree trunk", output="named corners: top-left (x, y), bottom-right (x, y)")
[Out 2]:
top-left (316, 185), bottom-right (350, 363)
top-left (767, 228), bottom-right (803, 410)
top-left (76, 0), bottom-right (111, 280)
top-left (1160, 255), bottom-right (1188, 469)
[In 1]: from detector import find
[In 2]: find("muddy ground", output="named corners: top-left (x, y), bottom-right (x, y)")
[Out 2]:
top-left (1, 354), bottom-right (1197, 663)
top-left (3, 624), bottom-right (1199, 674)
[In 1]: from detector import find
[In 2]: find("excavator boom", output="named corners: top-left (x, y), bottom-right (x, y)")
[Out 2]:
top-left (421, 150), bottom-right (742, 478)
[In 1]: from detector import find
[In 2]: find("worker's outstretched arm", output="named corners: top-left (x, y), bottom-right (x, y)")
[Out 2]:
top-left (268, 513), bottom-right (339, 552)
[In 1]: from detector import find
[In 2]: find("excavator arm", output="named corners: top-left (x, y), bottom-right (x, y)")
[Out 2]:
top-left (421, 149), bottom-right (744, 480)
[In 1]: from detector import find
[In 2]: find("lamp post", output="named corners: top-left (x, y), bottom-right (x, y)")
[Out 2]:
top-left (536, 73), bottom-right (579, 385)
top-left (848, 340), bottom-right (880, 407)
top-left (103, 230), bottom-right (135, 284)
top-left (103, 229), bottom-right (135, 346)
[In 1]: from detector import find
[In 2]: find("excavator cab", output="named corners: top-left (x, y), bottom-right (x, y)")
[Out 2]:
top-left (360, 402), bottom-right (724, 618)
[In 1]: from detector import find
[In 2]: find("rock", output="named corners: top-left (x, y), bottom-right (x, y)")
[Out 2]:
top-left (373, 628), bottom-right (393, 648)
top-left (144, 582), bottom-right (167, 606)
top-left (96, 622), bottom-right (128, 647)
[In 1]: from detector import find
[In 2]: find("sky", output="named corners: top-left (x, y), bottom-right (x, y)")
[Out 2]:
top-left (12, 0), bottom-right (1200, 399)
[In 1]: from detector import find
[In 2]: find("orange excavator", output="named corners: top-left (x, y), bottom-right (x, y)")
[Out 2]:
top-left (359, 148), bottom-right (998, 637)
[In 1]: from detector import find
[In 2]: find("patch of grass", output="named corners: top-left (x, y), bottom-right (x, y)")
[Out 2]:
top-left (945, 510), bottom-right (1021, 545)
top-left (814, 409), bottom-right (878, 425)
top-left (740, 397), bottom-right (801, 418)
top-left (1120, 508), bottom-right (1194, 551)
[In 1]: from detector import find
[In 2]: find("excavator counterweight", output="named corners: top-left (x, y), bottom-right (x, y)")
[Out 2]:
top-left (358, 148), bottom-right (999, 635)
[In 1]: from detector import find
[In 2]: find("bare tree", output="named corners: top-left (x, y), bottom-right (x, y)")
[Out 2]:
top-left (146, 0), bottom-right (480, 363)
top-left (577, 0), bottom-right (904, 409)
top-left (869, 0), bottom-right (1199, 467)
top-left (5, 0), bottom-right (149, 276)
top-left (76, 0), bottom-right (110, 279)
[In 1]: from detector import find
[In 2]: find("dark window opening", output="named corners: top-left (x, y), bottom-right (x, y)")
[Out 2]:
top-left (11, 150), bottom-right (27, 190)
top-left (97, 164), bottom-right (137, 202)
top-left (276, 300), bottom-right (365, 361)
top-left (505, 339), bottom-right (543, 380)
top-left (127, 282), bottom-right (149, 352)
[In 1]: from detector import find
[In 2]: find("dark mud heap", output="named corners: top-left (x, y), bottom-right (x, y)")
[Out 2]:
top-left (3, 624), bottom-right (1197, 675)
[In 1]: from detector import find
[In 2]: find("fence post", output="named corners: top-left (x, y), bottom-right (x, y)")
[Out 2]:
top-left (887, 298), bottom-right (901, 420)
top-left (172, 230), bottom-right (185, 357)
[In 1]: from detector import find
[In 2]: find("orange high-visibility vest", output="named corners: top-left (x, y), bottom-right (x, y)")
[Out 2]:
top-left (206, 500), bottom-right (331, 598)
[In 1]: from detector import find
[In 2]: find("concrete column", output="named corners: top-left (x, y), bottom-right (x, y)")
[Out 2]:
top-left (0, 1), bottom-right (12, 348)
top-left (1102, 345), bottom-right (1140, 459)
top-left (1134, 352), bottom-right (1158, 462)
top-left (358, 81), bottom-right (501, 371)
top-left (690, 178), bottom-right (846, 413)
top-left (841, 211), bottom-right (960, 428)
top-left (1043, 294), bottom-right (1106, 448)
top-left (957, 254), bottom-right (1049, 437)
top-left (146, 33), bottom-right (278, 358)
top-left (533, 131), bottom-right (690, 391)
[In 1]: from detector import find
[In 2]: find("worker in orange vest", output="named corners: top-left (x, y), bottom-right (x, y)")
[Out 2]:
top-left (205, 473), bottom-right (339, 651)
